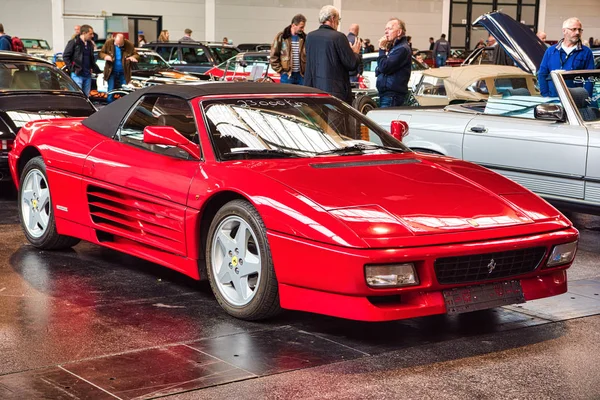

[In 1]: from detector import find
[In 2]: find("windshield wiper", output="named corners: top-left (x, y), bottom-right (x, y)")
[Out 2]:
top-left (221, 148), bottom-right (301, 159)
top-left (317, 144), bottom-right (406, 156)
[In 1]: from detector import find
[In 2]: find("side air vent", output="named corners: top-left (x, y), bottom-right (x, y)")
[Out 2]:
top-left (86, 185), bottom-right (187, 256)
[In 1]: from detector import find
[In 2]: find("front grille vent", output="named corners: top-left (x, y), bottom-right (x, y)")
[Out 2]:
top-left (434, 247), bottom-right (546, 284)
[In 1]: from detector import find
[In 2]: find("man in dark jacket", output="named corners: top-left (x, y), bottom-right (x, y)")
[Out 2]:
top-left (270, 14), bottom-right (307, 85)
top-left (538, 17), bottom-right (594, 97)
top-left (63, 25), bottom-right (101, 96)
top-left (99, 33), bottom-right (139, 103)
top-left (347, 23), bottom-right (363, 84)
top-left (0, 24), bottom-right (12, 51)
top-left (304, 5), bottom-right (361, 104)
top-left (433, 34), bottom-right (450, 67)
top-left (375, 18), bottom-right (411, 108)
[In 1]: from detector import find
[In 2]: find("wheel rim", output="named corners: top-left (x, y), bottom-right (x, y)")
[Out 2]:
top-left (211, 215), bottom-right (262, 306)
top-left (21, 169), bottom-right (51, 238)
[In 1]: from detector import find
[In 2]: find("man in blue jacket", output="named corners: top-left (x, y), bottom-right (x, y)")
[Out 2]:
top-left (0, 24), bottom-right (12, 51)
top-left (538, 17), bottom-right (594, 97)
top-left (375, 18), bottom-right (411, 108)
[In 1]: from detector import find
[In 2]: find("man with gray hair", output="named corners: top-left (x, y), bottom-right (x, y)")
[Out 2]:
top-left (538, 17), bottom-right (594, 97)
top-left (375, 17), bottom-right (411, 107)
top-left (304, 5), bottom-right (361, 103)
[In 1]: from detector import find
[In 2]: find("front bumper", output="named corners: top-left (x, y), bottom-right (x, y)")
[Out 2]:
top-left (268, 227), bottom-right (578, 321)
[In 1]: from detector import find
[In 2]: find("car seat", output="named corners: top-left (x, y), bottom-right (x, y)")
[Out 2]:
top-left (502, 88), bottom-right (531, 97)
top-left (10, 70), bottom-right (41, 90)
top-left (569, 86), bottom-right (600, 122)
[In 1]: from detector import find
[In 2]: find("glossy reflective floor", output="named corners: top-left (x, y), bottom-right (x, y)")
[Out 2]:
top-left (1, 183), bottom-right (599, 399)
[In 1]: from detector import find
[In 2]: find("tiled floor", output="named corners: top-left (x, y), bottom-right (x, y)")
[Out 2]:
top-left (1, 193), bottom-right (599, 399)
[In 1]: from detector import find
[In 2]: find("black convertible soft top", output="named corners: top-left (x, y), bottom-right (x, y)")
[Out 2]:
top-left (82, 82), bottom-right (325, 138)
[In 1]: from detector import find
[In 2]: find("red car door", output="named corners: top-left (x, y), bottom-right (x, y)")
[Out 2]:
top-left (81, 94), bottom-right (201, 257)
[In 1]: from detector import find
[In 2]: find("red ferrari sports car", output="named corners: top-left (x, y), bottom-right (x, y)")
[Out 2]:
top-left (9, 83), bottom-right (578, 321)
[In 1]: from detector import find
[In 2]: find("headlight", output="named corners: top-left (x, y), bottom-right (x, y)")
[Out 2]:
top-left (365, 263), bottom-right (419, 288)
top-left (545, 241), bottom-right (578, 267)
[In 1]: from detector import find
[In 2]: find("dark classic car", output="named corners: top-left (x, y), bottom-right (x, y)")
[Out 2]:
top-left (0, 51), bottom-right (96, 182)
top-left (9, 83), bottom-right (579, 322)
top-left (143, 41), bottom-right (240, 73)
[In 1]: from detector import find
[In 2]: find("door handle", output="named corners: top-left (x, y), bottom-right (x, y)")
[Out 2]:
top-left (470, 125), bottom-right (487, 133)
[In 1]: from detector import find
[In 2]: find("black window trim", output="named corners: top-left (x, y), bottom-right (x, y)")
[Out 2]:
top-left (116, 93), bottom-right (203, 161)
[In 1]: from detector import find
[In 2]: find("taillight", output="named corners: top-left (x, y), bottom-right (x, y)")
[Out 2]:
top-left (390, 120), bottom-right (409, 141)
top-left (1, 139), bottom-right (13, 151)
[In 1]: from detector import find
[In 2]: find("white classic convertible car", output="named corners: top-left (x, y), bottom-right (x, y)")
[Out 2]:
top-left (367, 69), bottom-right (600, 213)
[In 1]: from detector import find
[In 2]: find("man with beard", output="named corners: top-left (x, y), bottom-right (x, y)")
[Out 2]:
top-left (538, 17), bottom-right (594, 97)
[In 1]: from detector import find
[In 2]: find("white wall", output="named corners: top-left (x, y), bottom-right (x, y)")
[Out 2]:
top-left (214, 0), bottom-right (443, 50)
top-left (543, 0), bottom-right (600, 44)
top-left (342, 0), bottom-right (443, 53)
top-left (215, 1), bottom-right (330, 45)
top-left (0, 0), bottom-right (53, 45)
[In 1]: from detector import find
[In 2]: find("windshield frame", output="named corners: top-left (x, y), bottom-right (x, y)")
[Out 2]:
top-left (556, 69), bottom-right (600, 125)
top-left (198, 94), bottom-right (410, 161)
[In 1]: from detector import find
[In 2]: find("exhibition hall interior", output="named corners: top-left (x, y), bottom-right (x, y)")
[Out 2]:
top-left (0, 0), bottom-right (599, 398)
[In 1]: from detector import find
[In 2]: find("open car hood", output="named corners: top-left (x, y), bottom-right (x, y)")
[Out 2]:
top-left (474, 11), bottom-right (547, 74)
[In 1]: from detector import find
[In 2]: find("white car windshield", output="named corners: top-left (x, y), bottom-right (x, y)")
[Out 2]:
top-left (562, 71), bottom-right (600, 123)
top-left (202, 97), bottom-right (408, 159)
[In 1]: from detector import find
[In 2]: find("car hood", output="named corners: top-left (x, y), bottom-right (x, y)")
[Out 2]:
top-left (252, 154), bottom-right (566, 246)
top-left (474, 11), bottom-right (547, 74)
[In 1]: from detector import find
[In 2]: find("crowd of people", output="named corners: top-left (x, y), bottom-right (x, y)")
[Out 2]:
top-left (1, 6), bottom-right (597, 108)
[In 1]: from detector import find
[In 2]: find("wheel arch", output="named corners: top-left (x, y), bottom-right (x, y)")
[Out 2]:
top-left (17, 146), bottom-right (43, 181)
top-left (197, 190), bottom-right (248, 279)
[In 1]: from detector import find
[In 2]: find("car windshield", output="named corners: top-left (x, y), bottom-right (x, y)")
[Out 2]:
top-left (22, 39), bottom-right (51, 50)
top-left (562, 71), bottom-right (600, 123)
top-left (202, 96), bottom-right (408, 160)
top-left (211, 46), bottom-right (240, 63)
top-left (0, 61), bottom-right (80, 92)
top-left (135, 52), bottom-right (171, 70)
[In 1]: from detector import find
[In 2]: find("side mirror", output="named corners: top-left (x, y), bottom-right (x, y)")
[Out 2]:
top-left (143, 126), bottom-right (200, 160)
top-left (534, 104), bottom-right (566, 122)
top-left (390, 120), bottom-right (409, 141)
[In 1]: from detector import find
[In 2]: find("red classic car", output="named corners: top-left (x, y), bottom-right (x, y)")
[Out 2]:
top-left (9, 83), bottom-right (578, 322)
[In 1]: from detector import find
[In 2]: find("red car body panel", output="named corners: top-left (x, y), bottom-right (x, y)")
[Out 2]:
top-left (9, 90), bottom-right (579, 321)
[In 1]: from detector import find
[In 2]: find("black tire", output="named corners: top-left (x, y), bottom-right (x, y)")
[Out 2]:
top-left (205, 199), bottom-right (281, 320)
top-left (353, 94), bottom-right (378, 115)
top-left (18, 157), bottom-right (80, 250)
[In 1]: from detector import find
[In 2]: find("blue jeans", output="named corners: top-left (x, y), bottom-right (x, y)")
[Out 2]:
top-left (379, 93), bottom-right (406, 108)
top-left (107, 70), bottom-right (126, 103)
top-left (436, 53), bottom-right (447, 67)
top-left (71, 72), bottom-right (92, 96)
top-left (280, 71), bottom-right (303, 85)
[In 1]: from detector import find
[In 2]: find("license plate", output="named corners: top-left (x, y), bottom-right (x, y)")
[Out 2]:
top-left (443, 280), bottom-right (525, 315)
